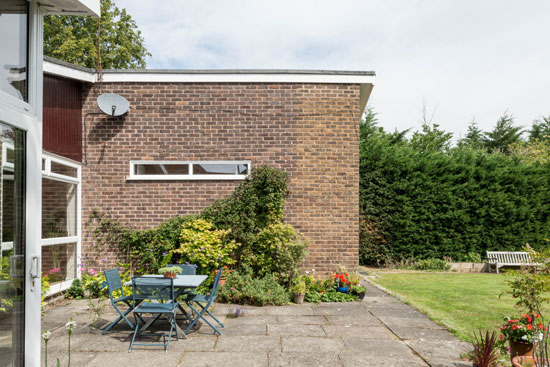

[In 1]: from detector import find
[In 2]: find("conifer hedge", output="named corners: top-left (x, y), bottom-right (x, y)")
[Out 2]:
top-left (360, 130), bottom-right (550, 265)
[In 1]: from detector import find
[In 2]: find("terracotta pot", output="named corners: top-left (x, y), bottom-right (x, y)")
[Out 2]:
top-left (511, 355), bottom-right (548, 367)
top-left (510, 340), bottom-right (534, 361)
top-left (163, 272), bottom-right (177, 279)
top-left (293, 293), bottom-right (305, 304)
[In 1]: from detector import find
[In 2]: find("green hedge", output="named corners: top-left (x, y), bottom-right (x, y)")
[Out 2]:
top-left (360, 131), bottom-right (550, 265)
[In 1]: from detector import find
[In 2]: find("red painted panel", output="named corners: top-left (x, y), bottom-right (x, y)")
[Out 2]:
top-left (43, 75), bottom-right (82, 162)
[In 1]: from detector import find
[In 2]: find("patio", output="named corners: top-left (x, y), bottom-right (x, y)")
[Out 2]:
top-left (40, 283), bottom-right (471, 367)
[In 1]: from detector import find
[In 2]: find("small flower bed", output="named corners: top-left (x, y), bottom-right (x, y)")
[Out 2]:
top-left (500, 314), bottom-right (547, 343)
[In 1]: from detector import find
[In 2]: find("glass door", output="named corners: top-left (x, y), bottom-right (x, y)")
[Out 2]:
top-left (0, 122), bottom-right (26, 367)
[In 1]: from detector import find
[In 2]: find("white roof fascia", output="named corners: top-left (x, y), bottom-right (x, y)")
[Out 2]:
top-left (43, 60), bottom-right (96, 83)
top-left (39, 0), bottom-right (100, 17)
top-left (42, 62), bottom-right (375, 86)
top-left (100, 72), bottom-right (375, 85)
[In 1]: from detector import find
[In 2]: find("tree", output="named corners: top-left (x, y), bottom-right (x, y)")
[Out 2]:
top-left (410, 123), bottom-right (453, 153)
top-left (529, 116), bottom-right (550, 142)
top-left (458, 119), bottom-right (485, 149)
top-left (44, 0), bottom-right (150, 69)
top-left (482, 113), bottom-right (523, 153)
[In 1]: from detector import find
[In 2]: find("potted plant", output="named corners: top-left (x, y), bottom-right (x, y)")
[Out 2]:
top-left (334, 273), bottom-right (350, 293)
top-left (350, 285), bottom-right (367, 300)
top-left (500, 314), bottom-right (545, 361)
top-left (291, 280), bottom-right (307, 304)
top-left (158, 266), bottom-right (183, 279)
top-left (218, 266), bottom-right (232, 286)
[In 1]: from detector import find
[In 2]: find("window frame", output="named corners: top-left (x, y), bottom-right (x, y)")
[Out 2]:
top-left (40, 152), bottom-right (81, 295)
top-left (0, 0), bottom-right (30, 108)
top-left (128, 160), bottom-right (252, 181)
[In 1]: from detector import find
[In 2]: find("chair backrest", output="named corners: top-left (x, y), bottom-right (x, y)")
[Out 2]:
top-left (104, 268), bottom-right (124, 300)
top-left (208, 268), bottom-right (224, 302)
top-left (132, 277), bottom-right (175, 303)
top-left (167, 264), bottom-right (196, 275)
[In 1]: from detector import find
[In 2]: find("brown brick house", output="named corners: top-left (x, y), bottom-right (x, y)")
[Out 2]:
top-left (41, 56), bottom-right (375, 290)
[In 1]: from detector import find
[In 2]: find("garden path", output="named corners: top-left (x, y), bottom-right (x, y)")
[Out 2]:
top-left (40, 281), bottom-right (471, 366)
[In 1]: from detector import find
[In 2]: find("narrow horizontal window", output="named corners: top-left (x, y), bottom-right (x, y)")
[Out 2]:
top-left (129, 160), bottom-right (251, 180)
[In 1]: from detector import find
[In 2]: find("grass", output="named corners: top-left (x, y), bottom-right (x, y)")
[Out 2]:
top-left (372, 271), bottom-right (550, 342)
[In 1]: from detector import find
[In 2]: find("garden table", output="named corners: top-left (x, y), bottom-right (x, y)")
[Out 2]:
top-left (124, 275), bottom-right (208, 335)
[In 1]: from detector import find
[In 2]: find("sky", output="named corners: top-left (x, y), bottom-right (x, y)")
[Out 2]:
top-left (116, 0), bottom-right (550, 141)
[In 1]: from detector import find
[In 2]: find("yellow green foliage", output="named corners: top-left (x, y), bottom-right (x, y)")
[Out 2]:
top-left (171, 219), bottom-right (238, 273)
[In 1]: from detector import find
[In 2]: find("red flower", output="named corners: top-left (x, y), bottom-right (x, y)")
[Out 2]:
top-left (512, 325), bottom-right (517, 330)
top-left (500, 334), bottom-right (505, 340)
top-left (527, 324), bottom-right (533, 330)
top-left (536, 314), bottom-right (540, 318)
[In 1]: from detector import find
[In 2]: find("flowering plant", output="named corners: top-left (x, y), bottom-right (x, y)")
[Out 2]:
top-left (500, 314), bottom-right (546, 343)
top-left (334, 273), bottom-right (350, 288)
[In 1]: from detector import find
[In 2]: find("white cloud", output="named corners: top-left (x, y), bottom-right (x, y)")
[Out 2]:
top-left (116, 0), bottom-right (550, 139)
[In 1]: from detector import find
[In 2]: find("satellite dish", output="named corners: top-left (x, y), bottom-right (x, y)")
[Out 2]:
top-left (97, 93), bottom-right (130, 117)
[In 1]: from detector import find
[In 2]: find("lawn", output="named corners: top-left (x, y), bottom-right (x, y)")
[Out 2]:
top-left (372, 272), bottom-right (550, 342)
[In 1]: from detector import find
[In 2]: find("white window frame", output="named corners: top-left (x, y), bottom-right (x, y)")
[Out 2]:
top-left (40, 152), bottom-right (81, 295)
top-left (128, 160), bottom-right (252, 181)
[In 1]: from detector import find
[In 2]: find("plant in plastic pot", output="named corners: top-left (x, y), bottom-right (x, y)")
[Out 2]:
top-left (158, 266), bottom-right (182, 279)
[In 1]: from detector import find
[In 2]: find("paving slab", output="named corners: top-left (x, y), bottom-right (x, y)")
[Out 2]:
top-left (322, 325), bottom-right (395, 339)
top-left (405, 340), bottom-right (472, 367)
top-left (339, 353), bottom-right (428, 367)
top-left (378, 316), bottom-right (446, 330)
top-left (368, 306), bottom-right (432, 319)
top-left (220, 322), bottom-right (267, 336)
top-left (179, 351), bottom-right (269, 367)
top-left (326, 314), bottom-right (383, 327)
top-left (281, 336), bottom-right (345, 353)
top-left (276, 315), bottom-right (328, 325)
top-left (388, 326), bottom-right (459, 342)
top-left (342, 338), bottom-right (414, 357)
top-left (215, 335), bottom-right (280, 352)
top-left (268, 324), bottom-right (327, 337)
top-left (269, 352), bottom-right (344, 367)
top-left (223, 314), bottom-right (277, 325)
top-left (264, 305), bottom-right (316, 315)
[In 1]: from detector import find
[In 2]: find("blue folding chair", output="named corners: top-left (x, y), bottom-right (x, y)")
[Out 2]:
top-left (102, 268), bottom-right (138, 335)
top-left (184, 268), bottom-right (225, 335)
top-left (129, 277), bottom-right (179, 352)
top-left (167, 264), bottom-right (196, 275)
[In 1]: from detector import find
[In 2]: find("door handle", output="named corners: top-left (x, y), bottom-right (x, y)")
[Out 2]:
top-left (30, 255), bottom-right (40, 289)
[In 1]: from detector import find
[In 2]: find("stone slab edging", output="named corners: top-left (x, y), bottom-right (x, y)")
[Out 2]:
top-left (362, 275), bottom-right (460, 333)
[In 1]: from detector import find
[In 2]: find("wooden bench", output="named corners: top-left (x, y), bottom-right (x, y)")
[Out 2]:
top-left (486, 251), bottom-right (535, 274)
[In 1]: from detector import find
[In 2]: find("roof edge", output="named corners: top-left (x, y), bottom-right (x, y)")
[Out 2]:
top-left (43, 56), bottom-right (375, 78)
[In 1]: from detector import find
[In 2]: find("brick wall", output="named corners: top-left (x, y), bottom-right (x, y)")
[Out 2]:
top-left (81, 82), bottom-right (360, 274)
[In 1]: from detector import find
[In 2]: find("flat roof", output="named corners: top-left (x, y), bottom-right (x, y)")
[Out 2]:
top-left (43, 56), bottom-right (375, 115)
top-left (43, 56), bottom-right (375, 81)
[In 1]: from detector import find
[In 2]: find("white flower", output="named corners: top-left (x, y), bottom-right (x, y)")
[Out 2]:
top-left (305, 271), bottom-right (309, 274)
top-left (42, 330), bottom-right (51, 341)
top-left (521, 335), bottom-right (528, 340)
top-left (312, 269), bottom-right (315, 272)
top-left (65, 319), bottom-right (76, 331)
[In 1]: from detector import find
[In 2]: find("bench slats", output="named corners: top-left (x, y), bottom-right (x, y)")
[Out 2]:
top-left (486, 251), bottom-right (535, 273)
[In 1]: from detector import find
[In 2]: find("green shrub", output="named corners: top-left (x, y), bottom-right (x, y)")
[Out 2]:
top-left (171, 218), bottom-right (238, 275)
top-left (465, 252), bottom-right (482, 263)
top-left (413, 258), bottom-right (451, 271)
top-left (217, 267), bottom-right (290, 306)
top-left (202, 166), bottom-right (289, 264)
top-left (65, 279), bottom-right (85, 299)
top-left (249, 223), bottom-right (307, 285)
top-left (81, 272), bottom-right (106, 298)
